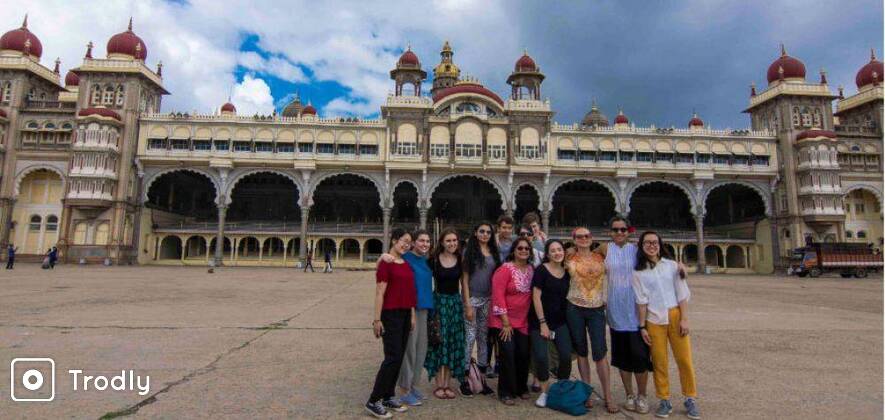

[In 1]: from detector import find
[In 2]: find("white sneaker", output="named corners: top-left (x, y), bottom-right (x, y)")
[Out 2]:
top-left (535, 392), bottom-right (548, 408)
top-left (636, 395), bottom-right (650, 414)
top-left (624, 394), bottom-right (637, 412)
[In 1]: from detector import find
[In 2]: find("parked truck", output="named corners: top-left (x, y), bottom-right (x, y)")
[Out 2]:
top-left (789, 242), bottom-right (883, 278)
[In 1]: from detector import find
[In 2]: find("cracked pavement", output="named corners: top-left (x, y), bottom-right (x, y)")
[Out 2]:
top-left (0, 265), bottom-right (881, 419)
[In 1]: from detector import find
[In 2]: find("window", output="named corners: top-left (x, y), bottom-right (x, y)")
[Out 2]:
top-left (637, 152), bottom-right (653, 162)
top-left (276, 144), bottom-right (295, 153)
top-left (213, 140), bottom-right (229, 151)
top-left (733, 155), bottom-right (749, 165)
top-left (193, 140), bottom-right (211, 150)
top-left (115, 85), bottom-right (125, 106)
top-left (751, 155), bottom-right (770, 166)
top-left (27, 88), bottom-right (35, 100)
top-left (430, 144), bottom-right (449, 158)
top-left (856, 203), bottom-right (866, 213)
top-left (298, 143), bottom-right (313, 153)
top-left (676, 153), bottom-right (694, 163)
top-left (713, 154), bottom-right (729, 164)
top-left (148, 138), bottom-right (166, 149)
top-left (456, 102), bottom-right (481, 113)
top-left (655, 152), bottom-right (674, 163)
top-left (359, 145), bottom-right (377, 155)
top-left (599, 151), bottom-right (617, 161)
top-left (1, 82), bottom-right (10, 102)
top-left (619, 151), bottom-right (634, 162)
top-left (91, 85), bottom-right (102, 104)
top-left (455, 144), bottom-right (481, 158)
top-left (337, 144), bottom-right (355, 155)
top-left (696, 153), bottom-right (711, 163)
top-left (844, 203), bottom-right (851, 213)
top-left (316, 143), bottom-right (334, 154)
top-left (29, 215), bottom-right (42, 231)
top-left (558, 149), bottom-right (576, 160)
top-left (792, 107), bottom-right (801, 127)
top-left (233, 141), bottom-right (251, 152)
top-left (396, 142), bottom-right (417, 155)
top-left (171, 139), bottom-right (189, 150)
top-left (46, 215), bottom-right (58, 232)
top-left (858, 231), bottom-right (867, 239)
top-left (520, 145), bottom-right (540, 159)
top-left (489, 145), bottom-right (506, 160)
top-left (579, 150), bottom-right (595, 161)
top-left (103, 86), bottom-right (115, 105)
top-left (846, 231), bottom-right (853, 238)
top-left (255, 142), bottom-right (273, 152)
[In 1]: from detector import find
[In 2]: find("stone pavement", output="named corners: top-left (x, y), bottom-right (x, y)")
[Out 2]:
top-left (0, 265), bottom-right (881, 419)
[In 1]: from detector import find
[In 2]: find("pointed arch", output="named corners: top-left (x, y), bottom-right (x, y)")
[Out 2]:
top-left (142, 167), bottom-right (220, 205)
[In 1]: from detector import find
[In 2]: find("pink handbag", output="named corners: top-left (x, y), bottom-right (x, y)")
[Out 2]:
top-left (466, 357), bottom-right (487, 394)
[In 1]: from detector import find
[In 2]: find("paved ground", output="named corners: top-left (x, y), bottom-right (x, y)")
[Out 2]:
top-left (0, 264), bottom-right (881, 419)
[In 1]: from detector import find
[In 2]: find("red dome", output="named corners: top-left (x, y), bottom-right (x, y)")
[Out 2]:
top-left (855, 50), bottom-right (883, 89)
top-left (302, 104), bottom-right (317, 115)
top-left (398, 49), bottom-right (420, 67)
top-left (432, 83), bottom-right (504, 106)
top-left (107, 19), bottom-right (147, 60)
top-left (0, 16), bottom-right (43, 59)
top-left (221, 102), bottom-right (236, 113)
top-left (515, 52), bottom-right (537, 72)
top-left (766, 46), bottom-right (805, 84)
top-left (64, 70), bottom-right (80, 87)
top-left (78, 107), bottom-right (122, 121)
top-left (796, 129), bottom-right (836, 141)
top-left (614, 111), bottom-right (629, 125)
top-left (688, 114), bottom-right (704, 127)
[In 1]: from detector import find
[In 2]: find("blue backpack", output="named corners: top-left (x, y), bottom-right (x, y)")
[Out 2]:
top-left (545, 380), bottom-right (593, 416)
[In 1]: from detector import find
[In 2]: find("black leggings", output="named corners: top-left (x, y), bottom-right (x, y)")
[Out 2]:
top-left (368, 309), bottom-right (411, 403)
top-left (491, 328), bottom-right (529, 398)
top-left (530, 324), bottom-right (573, 382)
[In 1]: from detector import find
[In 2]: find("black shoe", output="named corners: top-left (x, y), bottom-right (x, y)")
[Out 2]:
top-left (459, 382), bottom-right (475, 398)
top-left (365, 400), bottom-right (391, 419)
top-left (480, 384), bottom-right (495, 396)
top-left (382, 399), bottom-right (408, 413)
top-left (486, 365), bottom-right (498, 379)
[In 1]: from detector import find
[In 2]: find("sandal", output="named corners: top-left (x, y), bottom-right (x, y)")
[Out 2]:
top-left (605, 397), bottom-right (620, 414)
top-left (443, 387), bottom-right (457, 399)
top-left (585, 396), bottom-right (594, 408)
top-left (519, 393), bottom-right (531, 400)
top-left (433, 388), bottom-right (447, 399)
top-left (500, 396), bottom-right (516, 406)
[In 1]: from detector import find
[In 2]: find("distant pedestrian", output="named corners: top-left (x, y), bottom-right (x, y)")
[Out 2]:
top-left (304, 251), bottom-right (315, 272)
top-left (49, 246), bottom-right (58, 269)
top-left (6, 244), bottom-right (17, 269)
top-left (324, 250), bottom-right (333, 273)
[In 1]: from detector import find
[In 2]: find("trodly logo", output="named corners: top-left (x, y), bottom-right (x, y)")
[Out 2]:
top-left (10, 358), bottom-right (55, 402)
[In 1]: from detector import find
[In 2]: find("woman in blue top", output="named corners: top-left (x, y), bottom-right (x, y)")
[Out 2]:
top-left (381, 229), bottom-right (434, 407)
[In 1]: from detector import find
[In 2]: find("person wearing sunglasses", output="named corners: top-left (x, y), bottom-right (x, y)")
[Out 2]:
top-left (595, 215), bottom-right (653, 414)
top-left (521, 212), bottom-right (548, 253)
top-left (366, 228), bottom-right (417, 419)
top-left (489, 237), bottom-right (535, 405)
top-left (565, 226), bottom-right (618, 413)
top-left (461, 222), bottom-right (501, 395)
top-left (518, 224), bottom-right (544, 267)
top-left (632, 231), bottom-right (699, 420)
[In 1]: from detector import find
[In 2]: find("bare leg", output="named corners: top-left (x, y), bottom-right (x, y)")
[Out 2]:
top-left (576, 356), bottom-right (591, 383)
top-left (595, 358), bottom-right (617, 411)
top-left (620, 370), bottom-right (634, 396)
top-left (636, 371), bottom-right (649, 397)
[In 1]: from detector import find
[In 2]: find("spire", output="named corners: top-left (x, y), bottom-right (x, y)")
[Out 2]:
top-left (406, 42), bottom-right (411, 51)
top-left (819, 68), bottom-right (827, 85)
top-left (872, 48), bottom-right (877, 61)
top-left (591, 97), bottom-right (598, 110)
top-left (85, 41), bottom-right (93, 59)
top-left (156, 60), bottom-right (163, 77)
top-left (22, 13), bottom-right (28, 29)
top-left (750, 81), bottom-right (757, 97)
top-left (838, 85), bottom-right (844, 99)
top-left (53, 57), bottom-right (60, 74)
top-left (128, 17), bottom-right (133, 32)
top-left (780, 43), bottom-right (787, 57)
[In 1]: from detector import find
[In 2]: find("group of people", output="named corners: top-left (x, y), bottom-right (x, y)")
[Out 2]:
top-left (4, 244), bottom-right (58, 269)
top-left (365, 214), bottom-right (700, 419)
top-left (302, 250), bottom-right (333, 273)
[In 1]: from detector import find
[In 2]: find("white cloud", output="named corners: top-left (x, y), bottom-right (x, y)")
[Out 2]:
top-left (238, 51), bottom-right (307, 83)
top-left (232, 74), bottom-right (275, 115)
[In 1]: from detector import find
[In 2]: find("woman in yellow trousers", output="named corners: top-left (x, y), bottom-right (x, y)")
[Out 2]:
top-left (632, 231), bottom-right (700, 420)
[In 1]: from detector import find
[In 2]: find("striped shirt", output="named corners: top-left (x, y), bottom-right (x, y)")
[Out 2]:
top-left (604, 242), bottom-right (640, 332)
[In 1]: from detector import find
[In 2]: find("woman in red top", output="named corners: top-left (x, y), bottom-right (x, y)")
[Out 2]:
top-left (488, 237), bottom-right (534, 405)
top-left (366, 228), bottom-right (417, 419)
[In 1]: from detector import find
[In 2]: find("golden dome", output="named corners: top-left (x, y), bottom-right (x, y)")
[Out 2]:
top-left (434, 61), bottom-right (460, 78)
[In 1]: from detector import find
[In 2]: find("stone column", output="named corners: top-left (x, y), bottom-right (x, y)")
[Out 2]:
top-left (419, 207), bottom-right (428, 230)
top-left (382, 207), bottom-right (392, 244)
top-left (541, 209), bottom-right (551, 233)
top-left (695, 214), bottom-right (706, 274)
top-left (0, 197), bottom-right (15, 251)
top-left (214, 205), bottom-right (227, 266)
top-left (299, 206), bottom-right (310, 261)
top-left (505, 207), bottom-right (514, 218)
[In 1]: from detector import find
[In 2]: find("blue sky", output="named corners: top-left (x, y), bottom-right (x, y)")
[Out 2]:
top-left (10, 0), bottom-right (885, 127)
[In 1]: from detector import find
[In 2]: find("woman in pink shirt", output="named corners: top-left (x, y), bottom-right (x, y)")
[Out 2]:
top-left (488, 237), bottom-right (534, 405)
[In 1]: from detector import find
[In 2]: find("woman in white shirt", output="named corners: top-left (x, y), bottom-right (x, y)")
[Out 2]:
top-left (632, 231), bottom-right (700, 420)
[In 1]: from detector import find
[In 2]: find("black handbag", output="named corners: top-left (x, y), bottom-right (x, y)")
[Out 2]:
top-left (428, 311), bottom-right (442, 347)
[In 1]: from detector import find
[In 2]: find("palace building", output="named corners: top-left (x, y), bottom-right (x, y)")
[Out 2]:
top-left (0, 16), bottom-right (881, 272)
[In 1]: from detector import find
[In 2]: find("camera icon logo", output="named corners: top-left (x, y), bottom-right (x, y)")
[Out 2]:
top-left (10, 358), bottom-right (55, 402)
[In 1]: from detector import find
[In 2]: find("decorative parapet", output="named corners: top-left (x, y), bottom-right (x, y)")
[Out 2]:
top-left (550, 122), bottom-right (774, 138)
top-left (505, 99), bottom-right (551, 112)
top-left (0, 56), bottom-right (60, 86)
top-left (140, 112), bottom-right (386, 127)
top-left (384, 94), bottom-right (432, 108)
top-left (745, 82), bottom-right (835, 111)
top-left (837, 85), bottom-right (884, 114)
top-left (77, 58), bottom-right (164, 89)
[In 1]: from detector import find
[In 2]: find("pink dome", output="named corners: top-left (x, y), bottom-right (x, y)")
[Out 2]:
top-left (398, 49), bottom-right (420, 67)
top-left (64, 70), bottom-right (80, 87)
top-left (688, 114), bottom-right (704, 127)
top-left (302, 104), bottom-right (317, 115)
top-left (614, 111), bottom-right (629, 125)
top-left (0, 16), bottom-right (42, 59)
top-left (107, 19), bottom-right (147, 60)
top-left (432, 83), bottom-right (504, 106)
top-left (221, 102), bottom-right (236, 113)
top-left (515, 52), bottom-right (537, 72)
top-left (855, 50), bottom-right (884, 89)
top-left (766, 45), bottom-right (805, 84)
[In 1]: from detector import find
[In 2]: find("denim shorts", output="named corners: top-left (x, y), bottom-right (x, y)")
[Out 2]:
top-left (566, 302), bottom-right (608, 361)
